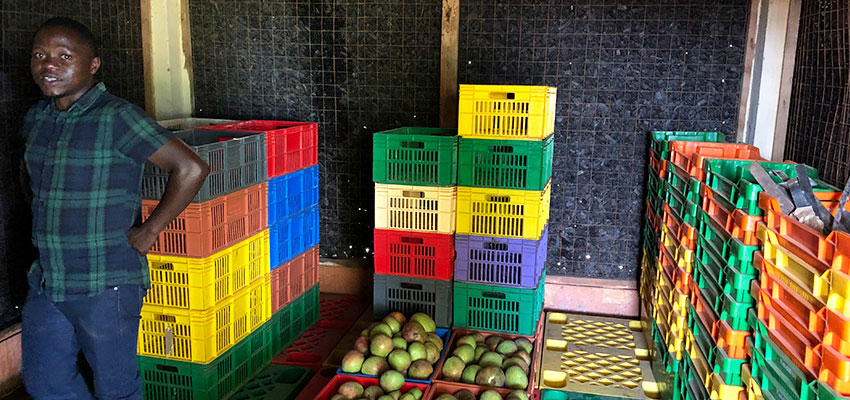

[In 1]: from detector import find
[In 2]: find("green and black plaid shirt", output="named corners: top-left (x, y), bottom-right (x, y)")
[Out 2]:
top-left (22, 82), bottom-right (173, 301)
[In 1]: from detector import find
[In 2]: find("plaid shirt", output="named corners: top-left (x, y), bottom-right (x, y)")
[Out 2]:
top-left (22, 82), bottom-right (173, 301)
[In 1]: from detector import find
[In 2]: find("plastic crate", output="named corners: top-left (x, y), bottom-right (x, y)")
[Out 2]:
top-left (268, 166), bottom-right (318, 226)
top-left (372, 127), bottom-right (458, 186)
top-left (143, 183), bottom-right (267, 258)
top-left (138, 299), bottom-right (236, 363)
top-left (759, 190), bottom-right (848, 264)
top-left (336, 327), bottom-right (450, 384)
top-left (425, 382), bottom-right (512, 399)
top-left (274, 319), bottom-right (355, 371)
top-left (668, 140), bottom-right (761, 180)
top-left (290, 284), bottom-right (321, 343)
top-left (458, 135), bottom-right (554, 190)
top-left (373, 274), bottom-right (452, 328)
top-left (271, 246), bottom-right (319, 315)
top-left (458, 84), bottom-right (557, 140)
top-left (157, 117), bottom-right (238, 131)
top-left (138, 320), bottom-right (269, 400)
top-left (456, 182), bottom-right (551, 240)
top-left (146, 230), bottom-right (269, 311)
top-left (270, 205), bottom-right (319, 268)
top-left (142, 129), bottom-right (266, 203)
top-left (759, 223), bottom-right (829, 304)
top-left (711, 345), bottom-right (746, 386)
top-left (374, 229), bottom-right (455, 280)
top-left (316, 375), bottom-right (430, 400)
top-left (757, 252), bottom-right (825, 341)
top-left (453, 271), bottom-right (545, 335)
top-left (230, 364), bottom-right (311, 400)
top-left (649, 131), bottom-right (723, 160)
top-left (375, 183), bottom-right (457, 234)
top-left (756, 296), bottom-right (821, 380)
top-left (750, 313), bottom-right (817, 400)
top-left (232, 274), bottom-right (272, 344)
top-left (454, 226), bottom-right (548, 288)
top-left (199, 120), bottom-right (318, 179)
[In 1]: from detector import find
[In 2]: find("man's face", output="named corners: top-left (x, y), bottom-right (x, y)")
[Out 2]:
top-left (30, 25), bottom-right (100, 110)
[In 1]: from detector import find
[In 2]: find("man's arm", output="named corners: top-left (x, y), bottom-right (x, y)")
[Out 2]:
top-left (127, 137), bottom-right (210, 255)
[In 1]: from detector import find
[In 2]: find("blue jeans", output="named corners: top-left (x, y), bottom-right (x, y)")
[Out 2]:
top-left (22, 284), bottom-right (146, 400)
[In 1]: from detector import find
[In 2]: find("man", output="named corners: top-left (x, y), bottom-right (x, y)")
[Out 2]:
top-left (21, 17), bottom-right (209, 399)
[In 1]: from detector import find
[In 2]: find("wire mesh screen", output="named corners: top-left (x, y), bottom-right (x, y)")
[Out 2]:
top-left (786, 0), bottom-right (850, 187)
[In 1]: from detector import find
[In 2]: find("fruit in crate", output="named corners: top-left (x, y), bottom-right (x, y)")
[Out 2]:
top-left (438, 333), bottom-right (534, 390)
top-left (329, 380), bottom-right (424, 400)
top-left (342, 311), bottom-right (444, 379)
top-left (432, 389), bottom-right (529, 400)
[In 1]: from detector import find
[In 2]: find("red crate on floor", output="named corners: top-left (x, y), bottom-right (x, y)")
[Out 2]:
top-left (143, 183), bottom-right (267, 258)
top-left (315, 375), bottom-right (429, 400)
top-left (200, 120), bottom-right (318, 179)
top-left (272, 319), bottom-right (350, 371)
top-left (373, 229), bottom-right (454, 280)
top-left (271, 246), bottom-right (319, 314)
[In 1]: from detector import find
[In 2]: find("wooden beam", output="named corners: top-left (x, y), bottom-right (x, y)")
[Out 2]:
top-left (771, 0), bottom-right (802, 160)
top-left (140, 0), bottom-right (194, 120)
top-left (141, 0), bottom-right (155, 115)
top-left (737, 0), bottom-right (762, 142)
top-left (439, 0), bottom-right (459, 129)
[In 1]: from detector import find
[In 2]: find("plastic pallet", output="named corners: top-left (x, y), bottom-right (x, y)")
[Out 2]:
top-left (453, 272), bottom-right (544, 335)
top-left (373, 274), bottom-right (453, 328)
top-left (540, 312), bottom-right (654, 399)
top-left (142, 129), bottom-right (266, 203)
top-left (316, 375), bottom-right (429, 400)
top-left (321, 306), bottom-right (373, 368)
top-left (456, 182), bottom-right (551, 240)
top-left (458, 135), bottom-right (554, 190)
top-left (146, 230), bottom-right (268, 311)
top-left (199, 120), bottom-right (318, 179)
top-left (458, 84), bottom-right (557, 140)
top-left (272, 319), bottom-right (352, 371)
top-left (271, 246), bottom-right (319, 315)
top-left (230, 364), bottom-right (311, 400)
top-left (374, 229), bottom-right (455, 281)
top-left (337, 328), bottom-right (450, 384)
top-left (144, 183), bottom-right (267, 258)
top-left (372, 126), bottom-right (458, 186)
top-left (268, 165), bottom-right (319, 226)
top-left (374, 183), bottom-right (457, 234)
top-left (270, 205), bottom-right (319, 268)
top-left (454, 226), bottom-right (548, 288)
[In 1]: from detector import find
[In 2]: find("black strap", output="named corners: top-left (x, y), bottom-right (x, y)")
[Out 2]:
top-left (748, 163), bottom-right (795, 214)
top-left (832, 175), bottom-right (850, 234)
top-left (794, 164), bottom-right (834, 234)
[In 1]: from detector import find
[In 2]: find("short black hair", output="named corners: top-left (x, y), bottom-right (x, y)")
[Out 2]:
top-left (35, 17), bottom-right (99, 57)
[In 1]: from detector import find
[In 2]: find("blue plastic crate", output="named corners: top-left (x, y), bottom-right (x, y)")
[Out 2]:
top-left (268, 166), bottom-right (319, 226)
top-left (270, 205), bottom-right (320, 268)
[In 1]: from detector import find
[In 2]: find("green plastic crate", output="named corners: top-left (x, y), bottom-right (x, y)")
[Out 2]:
top-left (679, 353), bottom-right (711, 400)
top-left (372, 127), bottom-right (458, 186)
top-left (685, 177), bottom-right (702, 204)
top-left (695, 235), bottom-right (727, 284)
top-left (650, 131), bottom-right (723, 160)
top-left (817, 380), bottom-right (850, 400)
top-left (458, 135), bottom-right (553, 190)
top-left (667, 164), bottom-right (689, 196)
top-left (453, 271), bottom-right (544, 336)
top-left (702, 159), bottom-right (835, 216)
top-left (721, 262), bottom-right (757, 304)
top-left (291, 284), bottom-right (320, 340)
top-left (139, 321), bottom-right (270, 400)
top-left (697, 209), bottom-right (732, 260)
top-left (723, 237), bottom-right (758, 275)
top-left (687, 305), bottom-right (716, 363)
top-left (749, 332), bottom-right (816, 400)
top-left (719, 290), bottom-right (752, 331)
top-left (649, 322), bottom-right (679, 400)
top-left (711, 345), bottom-right (745, 386)
top-left (230, 364), bottom-right (312, 400)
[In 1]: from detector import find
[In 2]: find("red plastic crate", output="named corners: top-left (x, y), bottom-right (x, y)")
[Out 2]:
top-left (200, 120), bottom-right (318, 179)
top-left (315, 375), bottom-right (429, 400)
top-left (423, 382), bottom-right (512, 399)
top-left (143, 183), bottom-right (267, 258)
top-left (272, 319), bottom-right (350, 371)
top-left (374, 229), bottom-right (454, 280)
top-left (271, 246), bottom-right (319, 314)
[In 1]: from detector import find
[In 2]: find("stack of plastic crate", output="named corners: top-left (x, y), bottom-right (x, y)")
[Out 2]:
top-left (372, 127), bottom-right (457, 328)
top-left (196, 120), bottom-right (321, 359)
top-left (751, 183), bottom-right (850, 400)
top-left (451, 84), bottom-right (555, 336)
top-left (137, 127), bottom-right (273, 400)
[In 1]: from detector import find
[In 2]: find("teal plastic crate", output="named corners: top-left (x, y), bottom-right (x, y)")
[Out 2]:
top-left (648, 167), bottom-right (665, 199)
top-left (686, 304), bottom-right (716, 364)
top-left (372, 127), bottom-right (458, 186)
top-left (685, 177), bottom-right (703, 204)
top-left (667, 163), bottom-right (690, 196)
top-left (723, 237), bottom-right (758, 275)
top-left (650, 131), bottom-right (723, 160)
top-left (453, 271), bottom-right (544, 336)
top-left (719, 290), bottom-right (752, 331)
top-left (230, 364), bottom-right (312, 400)
top-left (711, 345), bottom-right (745, 386)
top-left (702, 159), bottom-right (835, 216)
top-left (458, 135), bottom-right (554, 190)
top-left (721, 261), bottom-right (757, 304)
top-left (692, 257), bottom-right (723, 314)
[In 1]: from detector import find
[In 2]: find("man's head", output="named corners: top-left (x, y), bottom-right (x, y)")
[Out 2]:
top-left (30, 18), bottom-right (101, 110)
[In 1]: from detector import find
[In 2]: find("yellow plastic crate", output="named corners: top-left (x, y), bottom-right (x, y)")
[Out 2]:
top-left (760, 224), bottom-right (830, 304)
top-left (677, 244), bottom-right (694, 273)
top-left (668, 286), bottom-right (689, 314)
top-left (456, 182), bottom-right (550, 239)
top-left (232, 274), bottom-right (271, 344)
top-left (828, 269), bottom-right (850, 315)
top-left (708, 373), bottom-right (743, 400)
top-left (660, 225), bottom-right (680, 256)
top-left (374, 183), bottom-right (456, 234)
top-left (145, 230), bottom-right (269, 311)
top-left (458, 84), bottom-right (557, 140)
top-left (741, 364), bottom-right (764, 400)
top-left (138, 299), bottom-right (234, 363)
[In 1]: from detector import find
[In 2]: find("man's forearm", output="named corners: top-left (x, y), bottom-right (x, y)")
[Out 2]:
top-left (142, 162), bottom-right (208, 235)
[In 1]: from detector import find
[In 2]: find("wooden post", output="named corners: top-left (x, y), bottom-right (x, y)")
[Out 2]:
top-left (440, 0), bottom-right (459, 129)
top-left (141, 0), bottom-right (195, 120)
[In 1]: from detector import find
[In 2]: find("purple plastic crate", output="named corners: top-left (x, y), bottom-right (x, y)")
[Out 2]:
top-left (454, 225), bottom-right (548, 288)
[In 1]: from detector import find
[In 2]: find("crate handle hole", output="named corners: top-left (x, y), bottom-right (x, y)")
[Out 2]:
top-left (401, 141), bottom-right (425, 149)
top-left (400, 282), bottom-right (423, 290)
top-left (154, 364), bottom-right (179, 373)
top-left (403, 191), bottom-right (425, 198)
top-left (490, 145), bottom-right (514, 154)
top-left (401, 237), bottom-right (424, 244)
top-left (487, 195), bottom-right (511, 203)
top-left (484, 242), bottom-right (508, 251)
top-left (482, 291), bottom-right (506, 299)
top-left (490, 92), bottom-right (516, 100)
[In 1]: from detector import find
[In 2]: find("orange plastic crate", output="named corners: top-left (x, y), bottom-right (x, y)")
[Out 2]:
top-left (758, 296), bottom-right (821, 380)
top-left (759, 191), bottom-right (847, 264)
top-left (819, 343), bottom-right (850, 395)
top-left (144, 183), bottom-right (267, 258)
top-left (757, 287), bottom-right (824, 345)
top-left (702, 194), bottom-right (732, 232)
top-left (668, 141), bottom-right (762, 181)
top-left (690, 281), bottom-right (720, 334)
top-left (824, 307), bottom-right (850, 355)
top-left (679, 222), bottom-right (698, 251)
top-left (712, 319), bottom-right (750, 359)
top-left (650, 151), bottom-right (668, 179)
top-left (659, 243), bottom-right (678, 281)
top-left (728, 209), bottom-right (761, 246)
top-left (833, 231), bottom-right (850, 274)
top-left (757, 251), bottom-right (825, 340)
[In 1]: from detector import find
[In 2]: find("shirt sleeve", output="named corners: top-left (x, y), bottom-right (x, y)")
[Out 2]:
top-left (114, 105), bottom-right (174, 163)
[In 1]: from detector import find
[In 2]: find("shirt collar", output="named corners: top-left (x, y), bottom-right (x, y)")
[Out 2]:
top-left (47, 82), bottom-right (106, 115)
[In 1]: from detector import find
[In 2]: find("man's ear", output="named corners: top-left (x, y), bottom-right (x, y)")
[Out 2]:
top-left (90, 56), bottom-right (101, 75)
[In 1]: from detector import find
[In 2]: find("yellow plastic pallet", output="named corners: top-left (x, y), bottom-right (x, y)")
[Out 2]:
top-left (539, 312), bottom-right (655, 399)
top-left (374, 183), bottom-right (457, 234)
top-left (146, 230), bottom-right (269, 311)
top-left (456, 182), bottom-right (550, 239)
top-left (458, 84), bottom-right (557, 140)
